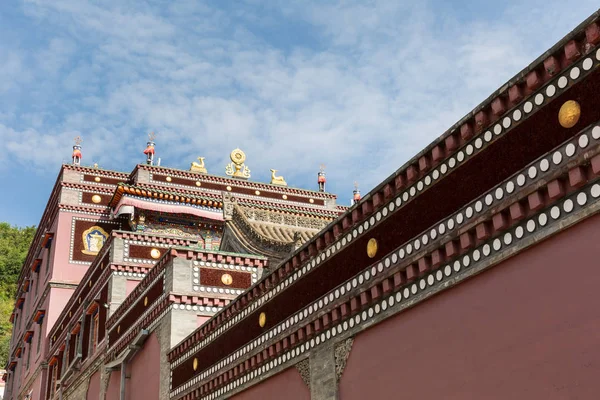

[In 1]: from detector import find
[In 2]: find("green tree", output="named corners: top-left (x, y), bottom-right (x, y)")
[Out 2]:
top-left (0, 223), bottom-right (36, 366)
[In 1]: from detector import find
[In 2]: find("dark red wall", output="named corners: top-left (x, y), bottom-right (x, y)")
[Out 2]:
top-left (232, 367), bottom-right (309, 400)
top-left (340, 213), bottom-right (600, 399)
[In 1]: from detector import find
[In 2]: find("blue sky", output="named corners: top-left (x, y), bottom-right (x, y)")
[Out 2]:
top-left (1, 0), bottom-right (598, 227)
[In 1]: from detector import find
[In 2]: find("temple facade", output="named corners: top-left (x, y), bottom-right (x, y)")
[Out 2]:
top-left (6, 9), bottom-right (600, 400)
top-left (2, 146), bottom-right (345, 400)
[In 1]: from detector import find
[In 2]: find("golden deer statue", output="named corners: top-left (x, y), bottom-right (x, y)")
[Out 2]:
top-left (270, 169), bottom-right (287, 186)
top-left (190, 157), bottom-right (207, 173)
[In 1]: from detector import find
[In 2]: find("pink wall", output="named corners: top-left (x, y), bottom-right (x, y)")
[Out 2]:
top-left (86, 370), bottom-right (100, 400)
top-left (126, 332), bottom-right (160, 400)
top-left (232, 367), bottom-right (309, 400)
top-left (105, 371), bottom-right (120, 400)
top-left (52, 211), bottom-right (94, 283)
top-left (339, 213), bottom-right (600, 400)
top-left (126, 279), bottom-right (141, 297)
top-left (197, 315), bottom-right (210, 327)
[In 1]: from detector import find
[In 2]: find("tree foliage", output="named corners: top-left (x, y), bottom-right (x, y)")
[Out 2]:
top-left (0, 223), bottom-right (36, 367)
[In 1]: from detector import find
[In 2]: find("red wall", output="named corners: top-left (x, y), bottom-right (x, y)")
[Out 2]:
top-left (105, 371), bottom-right (120, 400)
top-left (232, 367), bottom-right (309, 400)
top-left (126, 332), bottom-right (160, 400)
top-left (340, 214), bottom-right (600, 399)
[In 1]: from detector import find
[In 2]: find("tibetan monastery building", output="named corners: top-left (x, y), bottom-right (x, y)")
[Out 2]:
top-left (6, 8), bottom-right (600, 400)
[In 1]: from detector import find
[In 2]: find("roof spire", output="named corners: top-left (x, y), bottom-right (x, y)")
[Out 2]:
top-left (72, 136), bottom-right (82, 166)
top-left (318, 164), bottom-right (326, 192)
top-left (143, 132), bottom-right (156, 165)
top-left (353, 181), bottom-right (361, 204)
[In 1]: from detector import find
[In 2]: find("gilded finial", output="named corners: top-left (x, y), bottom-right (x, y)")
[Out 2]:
top-left (270, 169), bottom-right (287, 186)
top-left (190, 157), bottom-right (207, 174)
top-left (225, 149), bottom-right (251, 179)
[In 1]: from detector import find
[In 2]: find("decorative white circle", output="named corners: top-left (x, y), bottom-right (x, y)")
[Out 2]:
top-left (444, 265), bottom-right (451, 276)
top-left (475, 201), bottom-right (483, 212)
top-left (506, 181), bottom-right (515, 193)
top-left (485, 194), bottom-right (493, 205)
top-left (524, 102), bottom-right (533, 113)
top-left (538, 213), bottom-right (548, 226)
top-left (593, 126), bottom-right (600, 140)
top-left (492, 239), bottom-right (501, 251)
top-left (552, 151), bottom-right (563, 165)
top-left (466, 206), bottom-right (473, 218)
top-left (466, 145), bottom-right (474, 155)
top-left (462, 255), bottom-right (470, 267)
top-left (494, 124), bottom-right (502, 135)
top-left (399, 248), bottom-right (405, 259)
top-left (396, 197), bottom-right (402, 207)
top-left (484, 131), bottom-right (493, 142)
top-left (422, 234), bottom-right (429, 245)
top-left (473, 249), bottom-right (481, 261)
top-left (534, 93), bottom-right (544, 106)
top-left (475, 138), bottom-right (483, 149)
top-left (502, 117), bottom-right (511, 129)
top-left (396, 292), bottom-right (402, 302)
top-left (411, 284), bottom-right (418, 294)
top-left (453, 260), bottom-right (461, 272)
top-left (503, 232), bottom-right (512, 245)
top-left (557, 76), bottom-right (568, 89)
top-left (403, 192), bottom-right (409, 201)
top-left (578, 134), bottom-right (589, 148)
top-left (550, 206), bottom-right (560, 219)
top-left (591, 184), bottom-right (600, 198)
top-left (441, 164), bottom-right (448, 174)
top-left (517, 174), bottom-right (526, 186)
top-left (436, 270), bottom-right (443, 281)
top-left (526, 220), bottom-right (536, 232)
top-left (406, 243), bottom-right (413, 254)
top-left (513, 109), bottom-right (522, 121)
top-left (432, 170), bottom-right (440, 180)
top-left (430, 228), bottom-right (437, 239)
top-left (565, 143), bottom-right (576, 157)
top-left (457, 151), bottom-right (465, 162)
top-left (447, 219), bottom-right (455, 230)
top-left (515, 226), bottom-right (524, 238)
top-left (570, 66), bottom-right (581, 80)
top-left (545, 84), bottom-right (556, 97)
top-left (419, 279), bottom-right (426, 290)
top-left (583, 58), bottom-right (593, 71)
top-left (528, 166), bottom-right (537, 179)
top-left (483, 244), bottom-right (491, 256)
top-left (577, 192), bottom-right (587, 206)
top-left (449, 158), bottom-right (456, 168)
top-left (427, 275), bottom-right (434, 286)
top-left (425, 176), bottom-right (431, 186)
top-left (438, 224), bottom-right (446, 235)
top-left (563, 199), bottom-right (574, 213)
top-left (539, 159), bottom-right (549, 172)
top-left (417, 181), bottom-right (424, 191)
top-left (414, 239), bottom-right (421, 250)
top-left (456, 213), bottom-right (464, 224)
top-left (597, 48), bottom-right (600, 61)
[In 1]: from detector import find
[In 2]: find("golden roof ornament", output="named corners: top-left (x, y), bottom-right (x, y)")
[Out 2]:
top-left (558, 100), bottom-right (581, 128)
top-left (190, 157), bottom-right (207, 174)
top-left (225, 148), bottom-right (251, 179)
top-left (270, 169), bottom-right (287, 186)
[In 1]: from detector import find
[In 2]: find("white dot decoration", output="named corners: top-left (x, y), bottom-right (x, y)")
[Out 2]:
top-left (502, 117), bottom-right (511, 129)
top-left (457, 151), bottom-right (465, 162)
top-left (503, 232), bottom-right (512, 245)
top-left (447, 219), bottom-right (455, 230)
top-left (492, 239), bottom-right (501, 251)
top-left (578, 134), bottom-right (589, 148)
top-left (483, 244), bottom-right (491, 256)
top-left (465, 207), bottom-right (473, 218)
top-left (494, 124), bottom-right (502, 135)
top-left (526, 220), bottom-right (536, 233)
top-left (432, 170), bottom-right (440, 180)
top-left (552, 151), bottom-right (562, 165)
top-left (565, 143), bottom-right (576, 157)
top-left (570, 66), bottom-right (580, 80)
top-left (444, 265), bottom-right (451, 276)
top-left (517, 174), bottom-right (526, 186)
top-left (485, 194), bottom-right (493, 205)
top-left (453, 261), bottom-right (461, 272)
top-left (583, 58), bottom-right (593, 71)
top-left (475, 201), bottom-right (483, 212)
top-left (593, 126), bottom-right (600, 140)
top-left (417, 181), bottom-right (424, 191)
top-left (534, 93), bottom-right (544, 106)
top-left (592, 184), bottom-right (600, 198)
top-left (557, 76), bottom-right (568, 89)
top-left (449, 158), bottom-right (456, 168)
top-left (538, 213), bottom-right (548, 226)
top-left (545, 84), bottom-right (556, 97)
top-left (466, 145), bottom-right (474, 155)
top-left (528, 166), bottom-right (537, 179)
top-left (540, 159), bottom-right (549, 172)
top-left (577, 192), bottom-right (587, 206)
top-left (515, 226), bottom-right (524, 238)
top-left (563, 199), bottom-right (574, 213)
top-left (550, 206), bottom-right (560, 219)
top-left (506, 181), bottom-right (515, 194)
top-left (456, 213), bottom-right (464, 224)
top-left (597, 48), bottom-right (600, 61)
top-left (441, 164), bottom-right (448, 174)
top-left (524, 102), bottom-right (533, 114)
top-left (513, 109), bottom-right (522, 121)
top-left (475, 138), bottom-right (483, 148)
top-left (495, 187), bottom-right (504, 200)
top-left (484, 131), bottom-right (493, 142)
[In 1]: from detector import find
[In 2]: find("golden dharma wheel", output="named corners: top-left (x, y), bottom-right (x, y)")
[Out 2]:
top-left (221, 273), bottom-right (233, 286)
top-left (230, 148), bottom-right (246, 164)
top-left (259, 312), bottom-right (267, 328)
top-left (558, 100), bottom-right (581, 128)
top-left (367, 238), bottom-right (378, 258)
top-left (150, 248), bottom-right (161, 259)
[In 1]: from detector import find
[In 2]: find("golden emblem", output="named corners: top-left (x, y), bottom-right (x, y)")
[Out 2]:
top-left (166, 176), bottom-right (172, 182)
top-left (259, 312), bottom-right (266, 328)
top-left (221, 273), bottom-right (233, 286)
top-left (270, 169), bottom-right (287, 186)
top-left (190, 157), bottom-right (208, 173)
top-left (81, 226), bottom-right (108, 255)
top-left (367, 238), bottom-right (378, 258)
top-left (144, 296), bottom-right (148, 307)
top-left (150, 248), bottom-right (161, 259)
top-left (94, 176), bottom-right (101, 182)
top-left (225, 149), bottom-right (251, 179)
top-left (91, 195), bottom-right (102, 204)
top-left (117, 325), bottom-right (121, 334)
top-left (193, 358), bottom-right (199, 371)
top-left (558, 100), bottom-right (581, 128)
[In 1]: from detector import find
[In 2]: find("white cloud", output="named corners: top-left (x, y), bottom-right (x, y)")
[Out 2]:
top-left (1, 0), bottom-right (599, 201)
